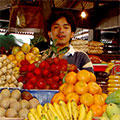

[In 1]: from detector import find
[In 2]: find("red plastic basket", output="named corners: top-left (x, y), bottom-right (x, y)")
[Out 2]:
top-left (93, 64), bottom-right (108, 72)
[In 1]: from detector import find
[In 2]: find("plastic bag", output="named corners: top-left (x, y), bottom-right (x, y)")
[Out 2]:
top-left (16, 8), bottom-right (26, 27)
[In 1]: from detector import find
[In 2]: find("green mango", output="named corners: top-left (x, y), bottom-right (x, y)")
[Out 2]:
top-left (106, 103), bottom-right (120, 119)
top-left (106, 90), bottom-right (120, 104)
top-left (99, 116), bottom-right (110, 120)
top-left (102, 112), bottom-right (109, 120)
top-left (117, 104), bottom-right (120, 108)
top-left (110, 115), bottom-right (120, 120)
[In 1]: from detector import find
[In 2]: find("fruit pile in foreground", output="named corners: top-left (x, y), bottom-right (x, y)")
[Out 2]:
top-left (51, 70), bottom-right (108, 117)
top-left (100, 103), bottom-right (120, 120)
top-left (100, 90), bottom-right (120, 120)
top-left (0, 54), bottom-right (22, 88)
top-left (7, 43), bottom-right (41, 66)
top-left (27, 100), bottom-right (93, 120)
top-left (0, 88), bottom-right (40, 119)
top-left (18, 57), bottom-right (78, 90)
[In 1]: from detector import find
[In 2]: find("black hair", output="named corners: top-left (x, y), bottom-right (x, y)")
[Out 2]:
top-left (47, 10), bottom-right (76, 32)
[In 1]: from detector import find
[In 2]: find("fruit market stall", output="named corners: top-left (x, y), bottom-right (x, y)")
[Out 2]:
top-left (0, 42), bottom-right (120, 120)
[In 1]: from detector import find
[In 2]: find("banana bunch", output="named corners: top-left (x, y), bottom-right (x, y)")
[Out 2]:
top-left (105, 62), bottom-right (114, 74)
top-left (26, 100), bottom-right (93, 120)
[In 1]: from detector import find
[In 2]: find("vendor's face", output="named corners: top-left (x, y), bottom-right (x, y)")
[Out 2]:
top-left (48, 17), bottom-right (74, 46)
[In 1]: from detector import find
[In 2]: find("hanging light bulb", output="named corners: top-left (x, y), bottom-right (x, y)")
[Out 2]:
top-left (81, 11), bottom-right (87, 18)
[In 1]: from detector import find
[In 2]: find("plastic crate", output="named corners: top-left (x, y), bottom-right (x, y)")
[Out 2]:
top-left (0, 88), bottom-right (59, 105)
top-left (93, 64), bottom-right (108, 72)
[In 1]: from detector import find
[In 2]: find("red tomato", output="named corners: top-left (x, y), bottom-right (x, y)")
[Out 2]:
top-left (37, 80), bottom-right (46, 89)
top-left (29, 76), bottom-right (37, 84)
top-left (50, 82), bottom-right (59, 89)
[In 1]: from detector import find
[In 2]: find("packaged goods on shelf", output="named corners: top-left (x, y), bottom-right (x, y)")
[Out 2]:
top-left (106, 60), bottom-right (120, 94)
top-left (88, 41), bottom-right (104, 54)
top-left (103, 44), bottom-right (120, 54)
top-left (95, 71), bottom-right (109, 94)
top-left (71, 39), bottom-right (89, 52)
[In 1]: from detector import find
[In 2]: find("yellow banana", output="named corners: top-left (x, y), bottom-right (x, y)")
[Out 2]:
top-left (37, 104), bottom-right (43, 117)
top-left (105, 63), bottom-right (114, 73)
top-left (48, 103), bottom-right (61, 120)
top-left (53, 102), bottom-right (65, 120)
top-left (67, 101), bottom-right (72, 120)
top-left (71, 100), bottom-right (78, 120)
top-left (41, 110), bottom-right (49, 120)
top-left (59, 100), bottom-right (70, 120)
top-left (41, 114), bottom-right (47, 120)
top-left (78, 104), bottom-right (86, 120)
top-left (47, 109), bottom-right (56, 120)
top-left (85, 109), bottom-right (93, 120)
top-left (28, 112), bottom-right (36, 120)
top-left (29, 108), bottom-right (40, 120)
top-left (43, 103), bottom-right (49, 113)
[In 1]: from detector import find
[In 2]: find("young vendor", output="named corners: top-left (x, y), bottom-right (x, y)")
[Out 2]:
top-left (47, 11), bottom-right (94, 73)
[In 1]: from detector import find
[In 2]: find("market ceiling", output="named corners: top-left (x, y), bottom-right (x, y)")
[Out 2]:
top-left (0, 0), bottom-right (119, 29)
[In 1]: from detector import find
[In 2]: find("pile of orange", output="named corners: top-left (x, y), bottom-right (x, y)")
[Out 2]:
top-left (51, 70), bottom-right (108, 117)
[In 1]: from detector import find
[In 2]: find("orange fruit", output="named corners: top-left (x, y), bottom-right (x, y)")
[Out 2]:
top-left (62, 83), bottom-right (74, 95)
top-left (89, 72), bottom-right (96, 82)
top-left (77, 70), bottom-right (91, 83)
top-left (101, 93), bottom-right (108, 101)
top-left (98, 86), bottom-right (102, 94)
top-left (94, 94), bottom-right (105, 106)
top-left (65, 92), bottom-right (80, 103)
top-left (31, 47), bottom-right (40, 55)
top-left (59, 83), bottom-right (67, 92)
top-left (15, 51), bottom-right (25, 62)
top-left (88, 82), bottom-right (100, 94)
top-left (7, 54), bottom-right (15, 61)
top-left (51, 92), bottom-right (65, 104)
top-left (102, 104), bottom-right (107, 113)
top-left (11, 60), bottom-right (17, 65)
top-left (80, 93), bottom-right (94, 107)
top-left (21, 43), bottom-right (31, 54)
top-left (65, 71), bottom-right (77, 84)
top-left (25, 53), bottom-right (35, 62)
top-left (75, 81), bottom-right (88, 95)
top-left (90, 104), bottom-right (103, 117)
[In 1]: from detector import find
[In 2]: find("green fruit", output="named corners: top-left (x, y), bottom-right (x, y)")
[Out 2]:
top-left (106, 90), bottom-right (120, 104)
top-left (110, 115), bottom-right (120, 120)
top-left (106, 103), bottom-right (120, 119)
top-left (99, 116), bottom-right (110, 120)
top-left (102, 112), bottom-right (109, 120)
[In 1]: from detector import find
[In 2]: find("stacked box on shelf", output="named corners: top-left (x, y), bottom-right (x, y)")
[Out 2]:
top-left (107, 75), bottom-right (120, 94)
top-left (103, 44), bottom-right (120, 54)
top-left (95, 71), bottom-right (109, 94)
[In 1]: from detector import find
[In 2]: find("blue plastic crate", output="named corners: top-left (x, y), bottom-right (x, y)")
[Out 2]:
top-left (0, 88), bottom-right (59, 105)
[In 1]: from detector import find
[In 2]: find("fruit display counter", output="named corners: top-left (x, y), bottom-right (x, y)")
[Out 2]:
top-left (0, 43), bottom-right (120, 120)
